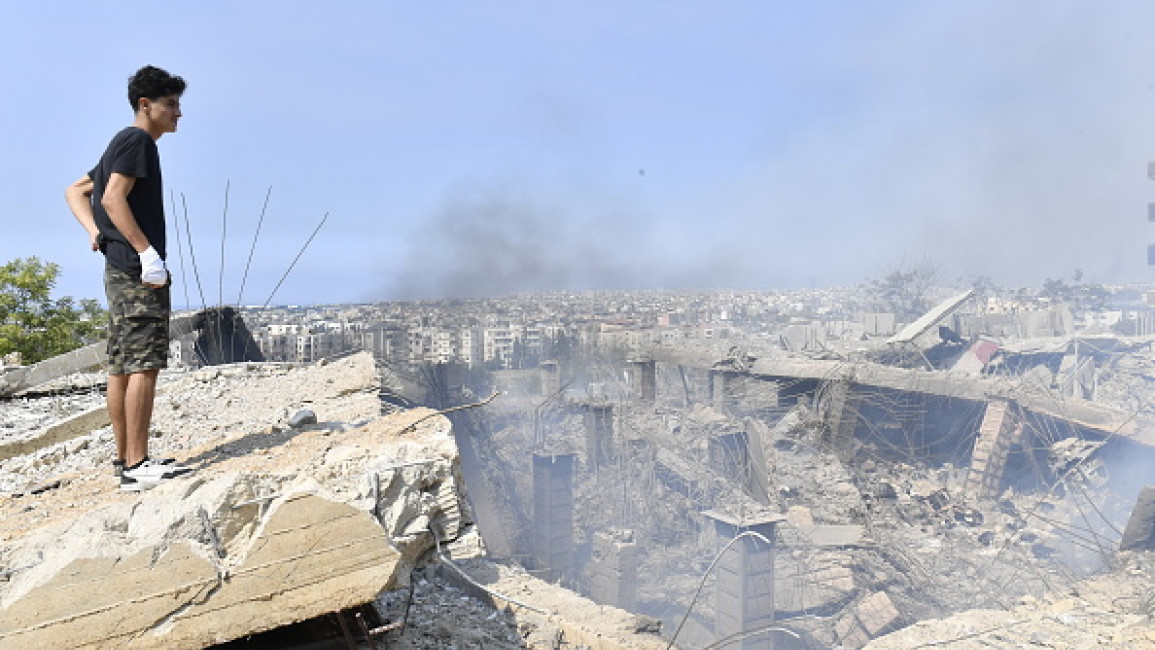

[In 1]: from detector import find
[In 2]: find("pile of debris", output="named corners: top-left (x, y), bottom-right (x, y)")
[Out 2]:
top-left (0, 351), bottom-right (675, 649)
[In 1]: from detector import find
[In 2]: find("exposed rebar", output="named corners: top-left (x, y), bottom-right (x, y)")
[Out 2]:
top-left (261, 211), bottom-right (330, 309)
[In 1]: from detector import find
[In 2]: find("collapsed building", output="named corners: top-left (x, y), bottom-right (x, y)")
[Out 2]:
top-left (1, 290), bottom-right (1154, 648)
top-left (448, 290), bottom-right (1155, 648)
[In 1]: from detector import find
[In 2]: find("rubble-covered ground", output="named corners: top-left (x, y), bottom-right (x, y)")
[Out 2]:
top-left (462, 342), bottom-right (1155, 649)
top-left (0, 355), bottom-right (670, 649)
top-left (4, 324), bottom-right (1155, 648)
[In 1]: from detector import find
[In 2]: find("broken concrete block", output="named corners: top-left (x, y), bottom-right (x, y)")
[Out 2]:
top-left (836, 590), bottom-right (902, 648)
top-left (1121, 486), bottom-right (1155, 552)
top-left (0, 405), bottom-right (110, 462)
top-left (287, 408), bottom-right (318, 428)
top-left (0, 355), bottom-right (477, 649)
top-left (0, 541), bottom-right (218, 649)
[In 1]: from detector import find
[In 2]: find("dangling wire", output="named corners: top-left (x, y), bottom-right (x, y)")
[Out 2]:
top-left (218, 179), bottom-right (229, 309)
top-left (261, 211), bottom-right (330, 309)
top-left (665, 529), bottom-right (775, 650)
top-left (216, 180), bottom-right (229, 363)
top-left (181, 193), bottom-right (207, 311)
top-left (237, 185), bottom-right (272, 307)
top-left (236, 186), bottom-right (273, 364)
top-left (168, 190), bottom-right (190, 310)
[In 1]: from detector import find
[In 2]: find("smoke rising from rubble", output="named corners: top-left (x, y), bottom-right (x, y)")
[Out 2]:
top-left (385, 186), bottom-right (760, 299)
top-left (377, 4), bottom-right (1155, 301)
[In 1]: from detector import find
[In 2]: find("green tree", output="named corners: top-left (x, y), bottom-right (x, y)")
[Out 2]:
top-left (0, 257), bottom-right (106, 364)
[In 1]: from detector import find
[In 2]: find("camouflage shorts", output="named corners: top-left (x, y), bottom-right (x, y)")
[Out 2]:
top-left (104, 263), bottom-right (170, 375)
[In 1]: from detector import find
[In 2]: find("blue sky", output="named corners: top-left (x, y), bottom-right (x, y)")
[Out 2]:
top-left (3, 2), bottom-right (1155, 307)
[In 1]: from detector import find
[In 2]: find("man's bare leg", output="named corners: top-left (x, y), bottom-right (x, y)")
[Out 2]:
top-left (118, 369), bottom-right (159, 467)
top-left (107, 373), bottom-right (129, 463)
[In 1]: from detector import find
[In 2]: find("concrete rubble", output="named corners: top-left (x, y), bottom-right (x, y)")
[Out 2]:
top-left (863, 552), bottom-right (1155, 649)
top-left (6, 286), bottom-right (1155, 648)
top-left (0, 353), bottom-right (471, 648)
top-left (453, 308), bottom-right (1155, 648)
top-left (0, 350), bottom-right (674, 649)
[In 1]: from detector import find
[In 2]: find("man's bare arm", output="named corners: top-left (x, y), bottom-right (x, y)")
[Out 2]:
top-left (64, 176), bottom-right (100, 251)
top-left (100, 172), bottom-right (152, 253)
top-left (101, 172), bottom-right (167, 288)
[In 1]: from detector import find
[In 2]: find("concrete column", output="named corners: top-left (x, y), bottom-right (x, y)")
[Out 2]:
top-left (965, 399), bottom-right (1021, 500)
top-left (712, 371), bottom-right (747, 411)
top-left (704, 510), bottom-right (781, 650)
top-left (709, 432), bottom-right (751, 494)
top-left (589, 529), bottom-right (638, 611)
top-left (1121, 486), bottom-right (1155, 551)
top-left (820, 380), bottom-right (859, 447)
top-left (628, 360), bottom-right (657, 404)
top-left (532, 452), bottom-right (575, 582)
top-left (584, 404), bottom-right (614, 468)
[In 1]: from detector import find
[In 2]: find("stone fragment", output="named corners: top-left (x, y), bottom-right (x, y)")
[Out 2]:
top-left (835, 591), bottom-right (902, 648)
top-left (288, 408), bottom-right (318, 428)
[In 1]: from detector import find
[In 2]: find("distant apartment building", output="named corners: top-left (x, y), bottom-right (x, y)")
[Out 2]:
top-left (357, 324), bottom-right (405, 361)
top-left (459, 327), bottom-right (483, 366)
top-left (483, 325), bottom-right (518, 369)
top-left (258, 323), bottom-right (300, 362)
top-left (249, 321), bottom-right (358, 363)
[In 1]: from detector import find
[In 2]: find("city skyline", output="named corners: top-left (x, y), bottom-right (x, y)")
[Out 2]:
top-left (3, 2), bottom-right (1155, 307)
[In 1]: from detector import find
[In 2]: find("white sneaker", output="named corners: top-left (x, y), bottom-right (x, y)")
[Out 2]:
top-left (120, 458), bottom-right (192, 491)
top-left (114, 457), bottom-right (177, 477)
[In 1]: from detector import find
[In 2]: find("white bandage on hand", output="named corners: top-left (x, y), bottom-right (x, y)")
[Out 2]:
top-left (139, 246), bottom-right (167, 285)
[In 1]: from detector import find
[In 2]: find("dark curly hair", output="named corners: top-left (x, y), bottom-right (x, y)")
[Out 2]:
top-left (127, 65), bottom-right (186, 111)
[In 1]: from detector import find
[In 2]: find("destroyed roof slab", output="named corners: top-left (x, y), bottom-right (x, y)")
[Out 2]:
top-left (886, 289), bottom-right (975, 345)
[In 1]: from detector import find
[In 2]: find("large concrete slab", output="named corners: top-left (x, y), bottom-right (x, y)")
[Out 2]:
top-left (0, 352), bottom-right (480, 649)
top-left (680, 354), bottom-right (1151, 446)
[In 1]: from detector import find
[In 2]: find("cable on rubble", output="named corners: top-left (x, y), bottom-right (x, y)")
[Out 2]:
top-left (700, 625), bottom-right (800, 650)
top-left (401, 391), bottom-right (500, 434)
top-left (665, 529), bottom-right (775, 650)
top-left (429, 527), bottom-right (548, 615)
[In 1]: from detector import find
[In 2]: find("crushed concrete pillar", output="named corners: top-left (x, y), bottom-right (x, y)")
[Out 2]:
top-left (820, 380), bottom-right (859, 447)
top-left (708, 431), bottom-right (751, 494)
top-left (833, 590), bottom-right (902, 648)
top-left (533, 452), bottom-right (575, 582)
top-left (628, 360), bottom-right (657, 404)
top-left (589, 529), bottom-right (638, 611)
top-left (1121, 486), bottom-right (1155, 551)
top-left (965, 399), bottom-right (1022, 500)
top-left (584, 404), bottom-right (614, 468)
top-left (704, 510), bottom-right (781, 650)
top-left (712, 370), bottom-right (747, 411)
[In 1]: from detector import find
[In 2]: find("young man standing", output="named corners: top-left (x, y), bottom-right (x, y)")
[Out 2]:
top-left (65, 65), bottom-right (191, 491)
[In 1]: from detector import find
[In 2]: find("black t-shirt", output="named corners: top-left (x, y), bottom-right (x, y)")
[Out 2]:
top-left (88, 126), bottom-right (166, 275)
